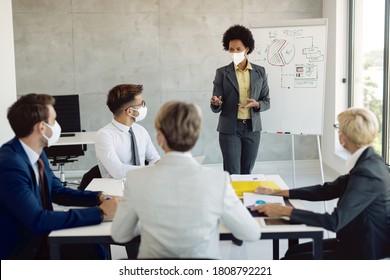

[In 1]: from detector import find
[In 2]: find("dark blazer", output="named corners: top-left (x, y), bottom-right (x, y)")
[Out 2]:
top-left (0, 138), bottom-right (103, 259)
top-left (290, 147), bottom-right (390, 259)
top-left (211, 62), bottom-right (270, 134)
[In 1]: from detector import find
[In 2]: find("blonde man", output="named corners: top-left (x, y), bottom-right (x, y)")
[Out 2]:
top-left (112, 100), bottom-right (261, 259)
top-left (253, 107), bottom-right (390, 260)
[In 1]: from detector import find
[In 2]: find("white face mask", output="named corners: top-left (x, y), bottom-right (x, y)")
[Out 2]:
top-left (231, 50), bottom-right (246, 66)
top-left (131, 106), bottom-right (148, 122)
top-left (43, 121), bottom-right (62, 147)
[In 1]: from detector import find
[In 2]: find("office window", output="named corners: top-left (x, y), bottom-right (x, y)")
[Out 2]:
top-left (348, 0), bottom-right (390, 164)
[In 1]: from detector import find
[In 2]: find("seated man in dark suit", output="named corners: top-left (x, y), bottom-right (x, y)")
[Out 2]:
top-left (0, 93), bottom-right (119, 260)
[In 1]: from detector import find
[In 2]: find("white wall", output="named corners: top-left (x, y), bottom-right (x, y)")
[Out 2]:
top-left (322, 0), bottom-right (349, 176)
top-left (0, 0), bottom-right (17, 144)
top-left (12, 0), bottom-right (324, 171)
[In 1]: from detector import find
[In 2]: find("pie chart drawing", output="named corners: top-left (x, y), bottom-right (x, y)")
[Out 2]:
top-left (267, 39), bottom-right (295, 66)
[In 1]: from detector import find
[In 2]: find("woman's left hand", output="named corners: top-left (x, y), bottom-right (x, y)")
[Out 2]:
top-left (251, 204), bottom-right (293, 218)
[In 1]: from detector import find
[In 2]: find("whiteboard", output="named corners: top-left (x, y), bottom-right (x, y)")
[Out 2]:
top-left (250, 19), bottom-right (327, 135)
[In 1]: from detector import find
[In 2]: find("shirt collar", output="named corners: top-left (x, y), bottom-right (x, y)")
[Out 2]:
top-left (234, 60), bottom-right (253, 71)
top-left (345, 145), bottom-right (369, 172)
top-left (166, 151), bottom-right (193, 158)
top-left (111, 119), bottom-right (131, 132)
top-left (19, 139), bottom-right (40, 166)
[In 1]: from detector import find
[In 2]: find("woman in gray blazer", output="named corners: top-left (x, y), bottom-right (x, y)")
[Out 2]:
top-left (252, 107), bottom-right (390, 259)
top-left (210, 24), bottom-right (270, 175)
top-left (112, 100), bottom-right (261, 259)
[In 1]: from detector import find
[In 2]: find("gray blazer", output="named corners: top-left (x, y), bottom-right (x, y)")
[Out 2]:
top-left (211, 62), bottom-right (270, 134)
top-left (111, 153), bottom-right (261, 259)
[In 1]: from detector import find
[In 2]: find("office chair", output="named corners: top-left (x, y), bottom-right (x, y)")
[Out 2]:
top-left (78, 165), bottom-right (102, 190)
top-left (44, 95), bottom-right (86, 186)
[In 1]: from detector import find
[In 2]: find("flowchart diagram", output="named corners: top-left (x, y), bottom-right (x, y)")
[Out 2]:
top-left (254, 30), bottom-right (325, 90)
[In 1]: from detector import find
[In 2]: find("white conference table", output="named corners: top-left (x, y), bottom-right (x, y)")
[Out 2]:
top-left (48, 176), bottom-right (324, 260)
top-left (52, 131), bottom-right (97, 146)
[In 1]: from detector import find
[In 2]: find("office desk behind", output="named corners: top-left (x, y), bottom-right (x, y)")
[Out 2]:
top-left (53, 131), bottom-right (97, 146)
top-left (49, 176), bottom-right (324, 259)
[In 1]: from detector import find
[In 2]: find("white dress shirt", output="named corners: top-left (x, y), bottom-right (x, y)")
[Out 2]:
top-left (111, 152), bottom-right (261, 259)
top-left (19, 139), bottom-right (40, 186)
top-left (345, 145), bottom-right (369, 173)
top-left (95, 119), bottom-right (160, 179)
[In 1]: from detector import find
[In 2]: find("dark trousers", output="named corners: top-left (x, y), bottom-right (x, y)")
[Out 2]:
top-left (60, 243), bottom-right (108, 260)
top-left (10, 235), bottom-right (108, 260)
top-left (282, 238), bottom-right (340, 260)
top-left (14, 244), bottom-right (108, 260)
top-left (219, 120), bottom-right (261, 174)
top-left (125, 236), bottom-right (141, 259)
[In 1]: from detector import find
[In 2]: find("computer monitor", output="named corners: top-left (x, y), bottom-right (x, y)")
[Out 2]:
top-left (53, 95), bottom-right (81, 134)
top-left (44, 95), bottom-right (85, 160)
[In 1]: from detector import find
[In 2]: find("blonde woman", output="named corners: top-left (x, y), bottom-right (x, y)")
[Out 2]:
top-left (112, 100), bottom-right (260, 259)
top-left (253, 107), bottom-right (390, 259)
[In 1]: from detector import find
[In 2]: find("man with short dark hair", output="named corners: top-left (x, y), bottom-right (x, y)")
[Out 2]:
top-left (95, 84), bottom-right (160, 179)
top-left (0, 93), bottom-right (118, 260)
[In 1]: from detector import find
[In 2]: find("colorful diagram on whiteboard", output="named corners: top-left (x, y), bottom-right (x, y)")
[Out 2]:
top-left (267, 39), bottom-right (295, 66)
top-left (255, 31), bottom-right (325, 90)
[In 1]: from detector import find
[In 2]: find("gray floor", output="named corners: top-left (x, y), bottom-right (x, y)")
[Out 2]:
top-left (106, 160), bottom-right (335, 260)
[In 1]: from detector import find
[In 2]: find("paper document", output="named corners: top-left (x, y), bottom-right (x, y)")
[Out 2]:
top-left (87, 178), bottom-right (124, 196)
top-left (230, 180), bottom-right (280, 197)
top-left (230, 174), bottom-right (266, 181)
top-left (243, 192), bottom-right (285, 207)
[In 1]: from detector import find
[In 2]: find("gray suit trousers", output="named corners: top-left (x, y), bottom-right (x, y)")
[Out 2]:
top-left (219, 120), bottom-right (260, 174)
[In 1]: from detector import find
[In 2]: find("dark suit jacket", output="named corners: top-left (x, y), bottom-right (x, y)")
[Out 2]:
top-left (290, 147), bottom-right (390, 259)
top-left (211, 62), bottom-right (270, 134)
top-left (0, 138), bottom-right (103, 259)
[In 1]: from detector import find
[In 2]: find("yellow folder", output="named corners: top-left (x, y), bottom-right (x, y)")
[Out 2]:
top-left (230, 181), bottom-right (281, 197)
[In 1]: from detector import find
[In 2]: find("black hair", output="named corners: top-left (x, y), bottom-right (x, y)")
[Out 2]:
top-left (222, 24), bottom-right (255, 54)
top-left (106, 84), bottom-right (143, 115)
top-left (7, 93), bottom-right (54, 138)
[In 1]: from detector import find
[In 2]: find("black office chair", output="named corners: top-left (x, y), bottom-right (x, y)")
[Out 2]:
top-left (78, 165), bottom-right (102, 190)
top-left (44, 95), bottom-right (86, 186)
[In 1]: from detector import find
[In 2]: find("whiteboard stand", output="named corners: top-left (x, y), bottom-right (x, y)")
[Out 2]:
top-left (317, 135), bottom-right (325, 184)
top-left (291, 134), bottom-right (297, 188)
top-left (290, 134), bottom-right (324, 188)
top-left (290, 134), bottom-right (329, 238)
top-left (316, 135), bottom-right (330, 238)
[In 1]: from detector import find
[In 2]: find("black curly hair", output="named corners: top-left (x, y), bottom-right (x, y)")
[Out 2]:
top-left (222, 24), bottom-right (255, 54)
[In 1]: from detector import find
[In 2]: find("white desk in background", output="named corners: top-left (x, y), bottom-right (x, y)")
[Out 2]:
top-left (52, 131), bottom-right (97, 146)
top-left (48, 176), bottom-right (324, 260)
top-left (47, 131), bottom-right (97, 184)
